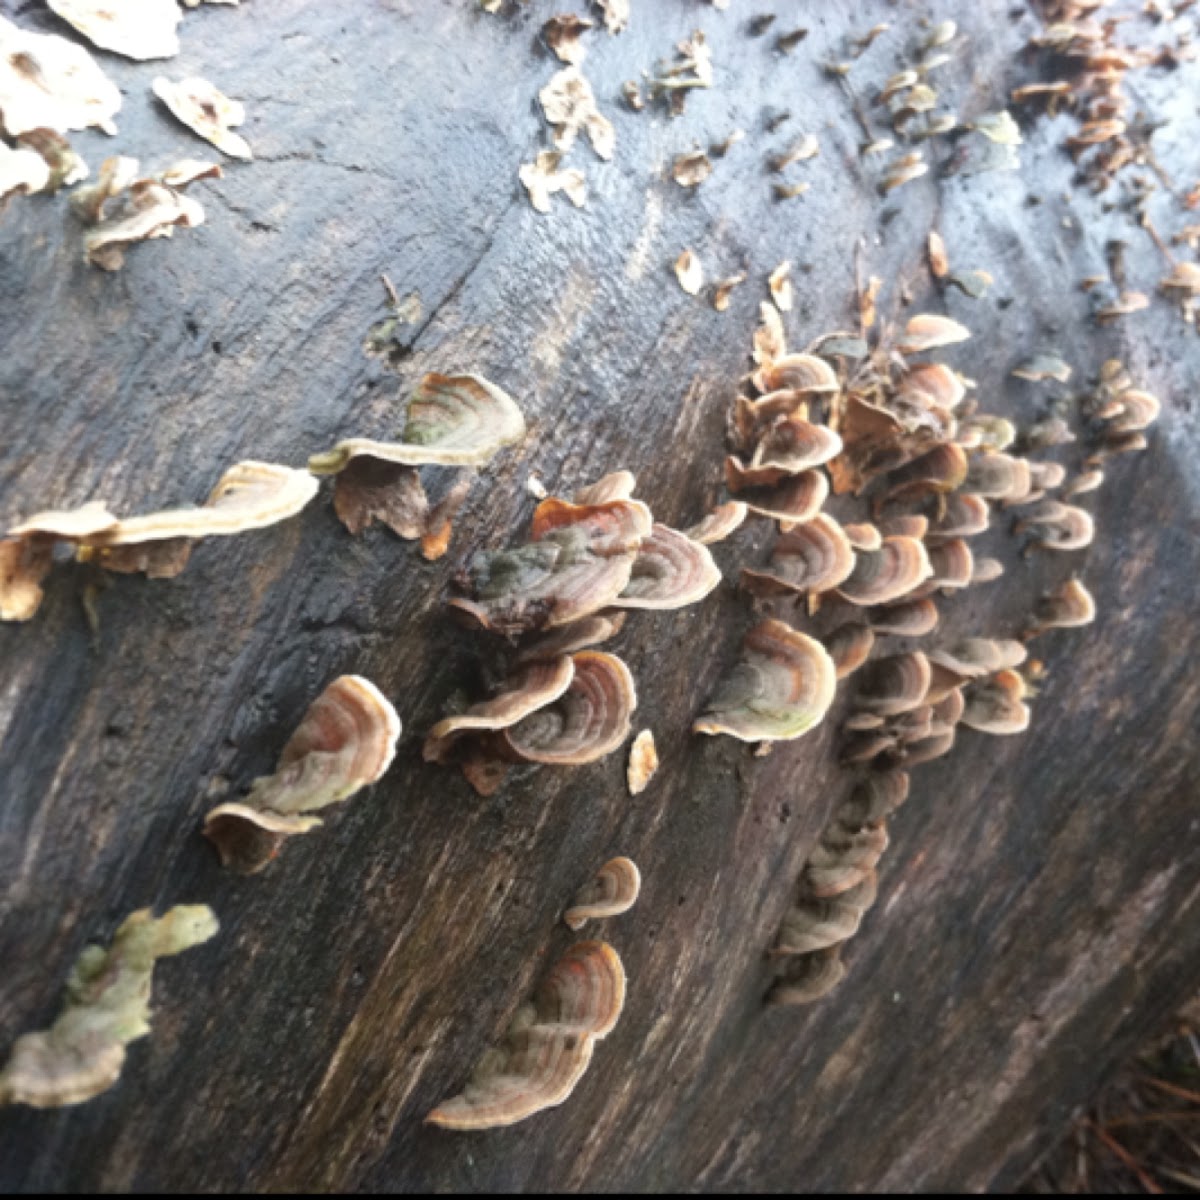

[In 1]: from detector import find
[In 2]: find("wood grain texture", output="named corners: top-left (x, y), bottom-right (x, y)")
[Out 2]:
top-left (1, 0), bottom-right (1199, 1190)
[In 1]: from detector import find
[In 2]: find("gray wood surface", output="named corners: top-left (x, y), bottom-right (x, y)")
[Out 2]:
top-left (1, 0), bottom-right (1198, 1190)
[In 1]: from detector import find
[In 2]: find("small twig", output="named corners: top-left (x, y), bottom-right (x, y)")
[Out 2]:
top-left (1140, 1073), bottom-right (1200, 1106)
top-left (381, 272), bottom-right (400, 308)
top-left (1085, 1118), bottom-right (1165, 1194)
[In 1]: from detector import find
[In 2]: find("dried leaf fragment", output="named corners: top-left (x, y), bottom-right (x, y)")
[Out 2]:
top-left (47, 0), bottom-right (181, 62)
top-left (0, 536), bottom-right (54, 621)
top-left (15, 129), bottom-right (86, 192)
top-left (204, 676), bottom-right (401, 873)
top-left (0, 142), bottom-right (50, 207)
top-left (593, 0), bottom-right (629, 34)
top-left (539, 66), bottom-right (614, 161)
top-left (768, 261), bottom-right (793, 312)
top-left (152, 76), bottom-right (251, 160)
top-left (0, 906), bottom-right (218, 1109)
top-left (427, 941), bottom-right (625, 1130)
top-left (83, 179), bottom-right (205, 271)
top-left (566, 858), bottom-right (641, 929)
top-left (927, 230), bottom-right (949, 278)
top-left (712, 273), bottom-right (746, 312)
top-left (519, 150), bottom-right (587, 213)
top-left (626, 730), bottom-right (658, 795)
top-left (543, 14), bottom-right (593, 64)
top-left (675, 249), bottom-right (702, 295)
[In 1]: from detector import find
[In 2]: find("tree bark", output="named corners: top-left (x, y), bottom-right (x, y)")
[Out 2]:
top-left (1, 0), bottom-right (1198, 1190)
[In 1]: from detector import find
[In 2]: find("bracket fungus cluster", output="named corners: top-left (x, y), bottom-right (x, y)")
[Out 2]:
top-left (0, 906), bottom-right (218, 1108)
top-left (427, 940), bottom-right (625, 1130)
top-left (309, 372), bottom-right (525, 560)
top-left (428, 472), bottom-right (719, 794)
top-left (204, 675), bottom-right (401, 873)
top-left (564, 857), bottom-right (641, 930)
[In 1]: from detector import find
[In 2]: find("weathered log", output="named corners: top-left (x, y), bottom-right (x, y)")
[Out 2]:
top-left (1, 0), bottom-right (1199, 1190)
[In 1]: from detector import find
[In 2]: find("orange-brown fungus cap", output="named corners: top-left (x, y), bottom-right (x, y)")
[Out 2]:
top-left (896, 313), bottom-right (971, 355)
top-left (824, 623), bottom-right (876, 679)
top-left (1014, 500), bottom-right (1094, 551)
top-left (724, 459), bottom-right (829, 522)
top-left (766, 947), bottom-right (846, 1006)
top-left (838, 535), bottom-right (932, 606)
top-left (854, 652), bottom-right (931, 716)
top-left (616, 523), bottom-right (721, 610)
top-left (869, 596), bottom-right (939, 637)
top-left (741, 514), bottom-right (855, 597)
top-left (564, 858), bottom-right (641, 930)
top-left (960, 669), bottom-right (1030, 735)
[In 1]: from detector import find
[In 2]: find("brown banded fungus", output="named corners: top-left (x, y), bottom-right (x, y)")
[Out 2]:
top-left (824, 623), bottom-right (876, 680)
top-left (854, 652), bottom-right (932, 717)
top-left (1027, 577), bottom-right (1096, 636)
top-left (684, 501), bottom-right (747, 545)
top-left (838, 535), bottom-right (932, 606)
top-left (203, 676), bottom-right (401, 873)
top-left (152, 76), bottom-right (251, 160)
top-left (564, 858), bottom-right (641, 930)
top-left (740, 514), bottom-right (855, 597)
top-left (615, 523), bottom-right (721, 610)
top-left (869, 596), bottom-right (939, 637)
top-left (724, 461), bottom-right (829, 523)
top-left (694, 618), bottom-right (837, 742)
top-left (1014, 500), bottom-right (1095, 551)
top-left (960, 669), bottom-right (1031, 735)
top-left (426, 941), bottom-right (625, 1130)
top-left (0, 906), bottom-right (218, 1109)
top-left (766, 948), bottom-right (847, 1007)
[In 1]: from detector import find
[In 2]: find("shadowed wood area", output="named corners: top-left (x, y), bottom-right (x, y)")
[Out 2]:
top-left (1, 0), bottom-right (1199, 1190)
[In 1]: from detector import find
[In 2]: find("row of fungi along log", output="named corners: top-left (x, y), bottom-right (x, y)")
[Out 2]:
top-left (685, 285), bottom-right (1159, 1007)
top-left (420, 471), bottom-right (720, 1127)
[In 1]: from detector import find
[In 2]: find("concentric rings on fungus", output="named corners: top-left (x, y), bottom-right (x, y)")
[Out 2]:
top-left (843, 522), bottom-right (882, 552)
top-left (423, 656), bottom-right (575, 764)
top-left (684, 500), bottom-right (748, 545)
top-left (1029, 577), bottom-right (1096, 636)
top-left (1103, 388), bottom-right (1160, 434)
top-left (750, 416), bottom-right (843, 473)
top-left (854, 652), bottom-right (931, 716)
top-left (1014, 500), bottom-right (1095, 551)
top-left (960, 669), bottom-right (1031, 735)
top-left (869, 595), bottom-right (939, 637)
top-left (901, 362), bottom-right (966, 410)
top-left (804, 822), bottom-right (890, 897)
top-left (957, 415), bottom-right (1017, 453)
top-left (838, 535), bottom-right (932, 606)
top-left (824, 623), bottom-right (876, 679)
top-left (426, 941), bottom-right (625, 1130)
top-left (928, 637), bottom-right (1026, 679)
top-left (564, 858), bottom-right (641, 930)
top-left (503, 651), bottom-right (636, 765)
top-left (752, 353), bottom-right (839, 395)
top-left (724, 459), bottom-right (829, 523)
top-left (309, 373), bottom-right (526, 473)
top-left (573, 471), bottom-right (637, 505)
top-left (203, 676), bottom-right (401, 873)
top-left (837, 770), bottom-right (910, 827)
top-left (926, 492), bottom-right (990, 540)
top-left (740, 514), bottom-right (855, 597)
top-left (694, 618), bottom-right (837, 742)
top-left (766, 947), bottom-right (847, 1007)
top-left (514, 612), bottom-right (627, 663)
top-left (962, 452), bottom-right (1032, 500)
top-left (879, 442), bottom-right (968, 502)
top-left (921, 537), bottom-right (974, 591)
top-left (895, 313), bottom-right (971, 355)
top-left (774, 877), bottom-right (876, 955)
top-left (615, 523), bottom-right (721, 610)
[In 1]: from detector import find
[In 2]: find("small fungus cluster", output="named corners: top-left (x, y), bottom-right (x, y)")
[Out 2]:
top-left (425, 470), bottom-right (720, 794)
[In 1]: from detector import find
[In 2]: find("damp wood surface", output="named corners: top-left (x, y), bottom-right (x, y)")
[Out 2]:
top-left (2, 0), bottom-right (1199, 1191)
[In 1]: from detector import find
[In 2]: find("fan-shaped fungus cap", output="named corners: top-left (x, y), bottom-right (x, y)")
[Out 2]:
top-left (902, 362), bottom-right (967, 410)
top-left (752, 353), bottom-right (839, 395)
top-left (0, 538), bottom-right (55, 622)
top-left (724, 460), bottom-right (829, 522)
top-left (775, 883), bottom-right (873, 955)
top-left (626, 729), bottom-right (658, 795)
top-left (1026, 461), bottom-right (1067, 493)
top-left (750, 416), bottom-right (843, 473)
top-left (684, 501), bottom-right (747, 545)
top-left (530, 496), bottom-right (652, 554)
top-left (48, 0), bottom-right (181, 61)
top-left (896, 313), bottom-right (971, 355)
top-left (81, 178), bottom-right (206, 272)
top-left (423, 657), bottom-right (575, 764)
top-left (1063, 468), bottom-right (1103, 498)
top-left (766, 947), bottom-right (846, 1006)
top-left (824, 623), bottom-right (875, 679)
top-left (960, 669), bottom-right (1030, 735)
top-left (837, 770), bottom-right (910, 827)
top-left (971, 556), bottom-right (1004, 584)
top-left (877, 513), bottom-right (929, 540)
top-left (838, 536), bottom-right (932, 606)
top-left (564, 858), bottom-right (642, 930)
top-left (1012, 353), bottom-right (1072, 383)
top-left (740, 514), bottom-right (855, 597)
top-left (855, 652), bottom-right (931, 716)
top-left (895, 726), bottom-right (956, 766)
top-left (843, 522), bottom-right (882, 552)
top-left (616, 523), bottom-right (721, 610)
top-left (957, 415), bottom-right (1017, 453)
top-left (869, 596), bottom-right (939, 637)
top-left (963, 452), bottom-right (1032, 500)
top-left (426, 941), bottom-right (625, 1130)
top-left (514, 612), bottom-right (627, 663)
top-left (153, 76), bottom-right (250, 159)
top-left (880, 442), bottom-right (968, 502)
top-left (0, 905), bottom-right (218, 1109)
top-left (311, 374), bottom-right (525, 473)
top-left (203, 676), bottom-right (401, 873)
top-left (1103, 388), bottom-right (1160, 434)
top-left (503, 652), bottom-right (636, 765)
top-left (1087, 430), bottom-right (1148, 464)
top-left (1014, 500), bottom-right (1095, 551)
top-left (1029, 577), bottom-right (1096, 635)
top-left (0, 16), bottom-right (122, 136)
top-left (928, 637), bottom-right (1026, 679)
top-left (804, 823), bottom-right (889, 897)
top-left (927, 493), bottom-right (990, 540)
top-left (921, 538), bottom-right (974, 591)
top-left (573, 471), bottom-right (637, 505)
top-left (694, 618), bottom-right (836, 742)
top-left (0, 142), bottom-right (49, 204)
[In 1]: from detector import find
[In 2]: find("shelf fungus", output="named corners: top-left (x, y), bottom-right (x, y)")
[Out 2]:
top-left (741, 514), bottom-right (855, 598)
top-left (927, 493), bottom-right (990, 541)
top-left (960, 669), bottom-right (1031, 736)
top-left (615, 523), bottom-right (721, 610)
top-left (203, 676), bottom-right (401, 873)
top-left (564, 858), bottom-right (641, 930)
top-left (824, 623), bottom-right (875, 680)
top-left (896, 314), bottom-right (971, 356)
top-left (928, 637), bottom-right (1027, 682)
top-left (0, 905), bottom-right (218, 1109)
top-left (879, 442), bottom-right (968, 502)
top-left (1102, 389), bottom-right (1160, 435)
top-left (626, 729), bottom-right (658, 795)
top-left (0, 143), bottom-right (50, 208)
top-left (1028, 578), bottom-right (1096, 636)
top-left (539, 66), bottom-right (614, 161)
top-left (542, 14), bottom-right (593, 65)
top-left (804, 821), bottom-right (890, 900)
top-left (869, 596), bottom-right (939, 637)
top-left (82, 176), bottom-right (207, 271)
top-left (80, 461), bottom-right (318, 577)
top-left (0, 16), bottom-right (122, 136)
top-left (921, 537), bottom-right (974, 591)
top-left (503, 651), bottom-right (636, 765)
top-left (684, 500), bottom-right (747, 545)
top-left (766, 947), bottom-right (847, 1007)
top-left (775, 874), bottom-right (876, 956)
top-left (724, 461), bottom-right (829, 523)
top-left (694, 618), bottom-right (837, 743)
top-left (1012, 353), bottom-right (1072, 384)
top-left (962, 452), bottom-right (1032, 501)
top-left (513, 611), bottom-right (627, 664)
top-left (1014, 500), bottom-right (1095, 552)
top-left (426, 941), bottom-right (625, 1130)
top-left (751, 415), bottom-right (844, 474)
top-left (838, 535), bottom-right (932, 606)
top-left (675, 249), bottom-right (703, 296)
top-left (854, 652), bottom-right (932, 717)
top-left (47, 0), bottom-right (181, 61)
top-left (152, 76), bottom-right (251, 160)
top-left (519, 151), bottom-right (587, 213)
